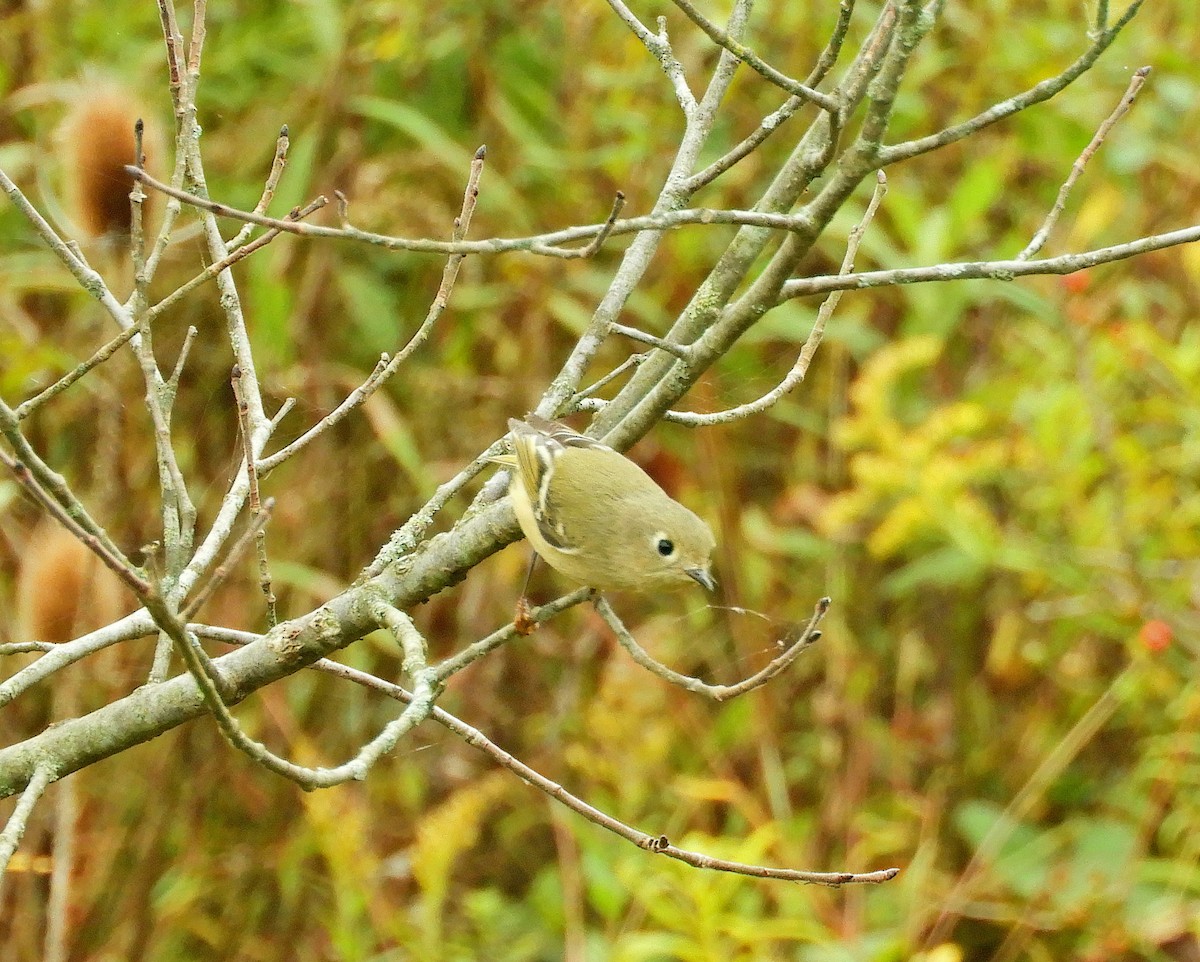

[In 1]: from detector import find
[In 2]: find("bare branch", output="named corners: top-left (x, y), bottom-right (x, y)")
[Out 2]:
top-left (231, 365), bottom-right (277, 627)
top-left (571, 353), bottom-right (649, 403)
top-left (605, 0), bottom-right (696, 114)
top-left (0, 167), bottom-right (130, 328)
top-left (128, 166), bottom-right (837, 255)
top-left (610, 323), bottom-right (694, 362)
top-left (258, 145), bottom-right (486, 475)
top-left (1017, 66), bottom-right (1149, 261)
top-left (430, 588), bottom-right (594, 682)
top-left (15, 322), bottom-right (143, 420)
top-left (228, 123), bottom-right (291, 250)
top-left (305, 654), bottom-right (894, 885)
top-left (683, 94), bottom-right (807, 193)
top-left (0, 421), bottom-right (148, 596)
top-left (0, 642), bottom-right (57, 655)
top-left (667, 0), bottom-right (840, 112)
top-left (570, 191), bottom-right (626, 259)
top-left (179, 497), bottom-right (275, 622)
top-left (778, 223), bottom-right (1200, 302)
top-left (594, 595), bottom-right (830, 701)
top-left (807, 0), bottom-right (857, 88)
top-left (0, 614), bottom-right (154, 709)
top-left (167, 325), bottom-right (199, 392)
top-left (0, 763), bottom-right (53, 880)
top-left (669, 170), bottom-right (886, 426)
top-left (879, 0), bottom-right (1145, 165)
top-left (146, 196), bottom-right (326, 323)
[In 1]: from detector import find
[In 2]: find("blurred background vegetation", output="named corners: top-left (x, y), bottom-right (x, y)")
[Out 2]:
top-left (0, 0), bottom-right (1198, 959)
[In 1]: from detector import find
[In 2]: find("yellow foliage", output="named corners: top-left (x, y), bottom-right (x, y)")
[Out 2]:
top-left (410, 771), bottom-right (513, 953)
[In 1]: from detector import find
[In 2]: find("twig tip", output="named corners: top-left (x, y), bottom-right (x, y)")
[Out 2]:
top-left (474, 145), bottom-right (487, 160)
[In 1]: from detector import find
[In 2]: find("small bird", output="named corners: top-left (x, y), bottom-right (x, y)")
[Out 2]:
top-left (495, 415), bottom-right (717, 593)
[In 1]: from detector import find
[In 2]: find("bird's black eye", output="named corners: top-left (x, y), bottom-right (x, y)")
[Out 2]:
top-left (656, 537), bottom-right (675, 557)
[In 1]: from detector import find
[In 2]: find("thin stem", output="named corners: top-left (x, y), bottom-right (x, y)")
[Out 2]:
top-left (228, 128), bottom-right (290, 249)
top-left (431, 589), bottom-right (593, 682)
top-left (595, 595), bottom-right (830, 701)
top-left (879, 0), bottom-right (1146, 165)
top-left (671, 171), bottom-right (886, 426)
top-left (0, 763), bottom-right (53, 879)
top-left (15, 322), bottom-right (144, 419)
top-left (147, 197), bottom-right (326, 323)
top-left (0, 446), bottom-right (149, 596)
top-left (778, 223), bottom-right (1200, 302)
top-left (605, 0), bottom-right (696, 114)
top-left (667, 0), bottom-right (840, 112)
top-left (571, 354), bottom-right (649, 403)
top-left (610, 323), bottom-right (693, 362)
top-left (305, 655), bottom-right (895, 885)
top-left (806, 0), bottom-right (857, 88)
top-left (231, 364), bottom-right (276, 627)
top-left (179, 499), bottom-right (275, 621)
top-left (1017, 66), bottom-right (1149, 260)
top-left (129, 166), bottom-right (841, 255)
top-left (259, 146), bottom-right (487, 475)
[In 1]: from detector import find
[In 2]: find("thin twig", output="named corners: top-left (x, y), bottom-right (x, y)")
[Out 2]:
top-left (0, 763), bottom-right (53, 879)
top-left (179, 498), bottom-right (275, 621)
top-left (128, 166), bottom-right (837, 255)
top-left (167, 326), bottom-right (199, 391)
top-left (610, 323), bottom-right (693, 362)
top-left (879, 0), bottom-right (1145, 165)
top-left (170, 599), bottom-right (438, 789)
top-left (0, 447), bottom-right (149, 596)
top-left (806, 0), bottom-right (857, 88)
top-left (131, 309), bottom-right (196, 579)
top-left (231, 365), bottom-right (277, 627)
top-left (572, 353), bottom-right (649, 403)
top-left (595, 595), bottom-right (830, 701)
top-left (667, 0), bottom-right (840, 112)
top-left (258, 146), bottom-right (487, 475)
top-left (671, 171), bottom-right (886, 426)
top-left (15, 322), bottom-right (143, 419)
top-left (301, 652), bottom-right (895, 885)
top-left (0, 167), bottom-right (130, 328)
top-left (228, 124), bottom-right (291, 250)
top-left (684, 95), bottom-right (806, 193)
top-left (365, 436), bottom-right (513, 574)
top-left (0, 642), bottom-right (57, 655)
top-left (0, 614), bottom-right (154, 709)
top-left (147, 197), bottom-right (326, 323)
top-left (430, 588), bottom-right (594, 682)
top-left (1017, 66), bottom-right (1149, 260)
top-left (572, 191), bottom-right (625, 258)
top-left (130, 117), bottom-right (149, 308)
top-left (778, 222), bottom-right (1200, 301)
top-left (196, 623), bottom-right (896, 886)
top-left (186, 0), bottom-right (207, 76)
top-left (606, 1), bottom-right (696, 114)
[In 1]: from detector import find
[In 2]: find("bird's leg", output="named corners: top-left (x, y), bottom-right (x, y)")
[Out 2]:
top-left (513, 550), bottom-right (540, 635)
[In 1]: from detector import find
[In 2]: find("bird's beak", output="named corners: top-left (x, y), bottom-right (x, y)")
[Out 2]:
top-left (686, 567), bottom-right (717, 591)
